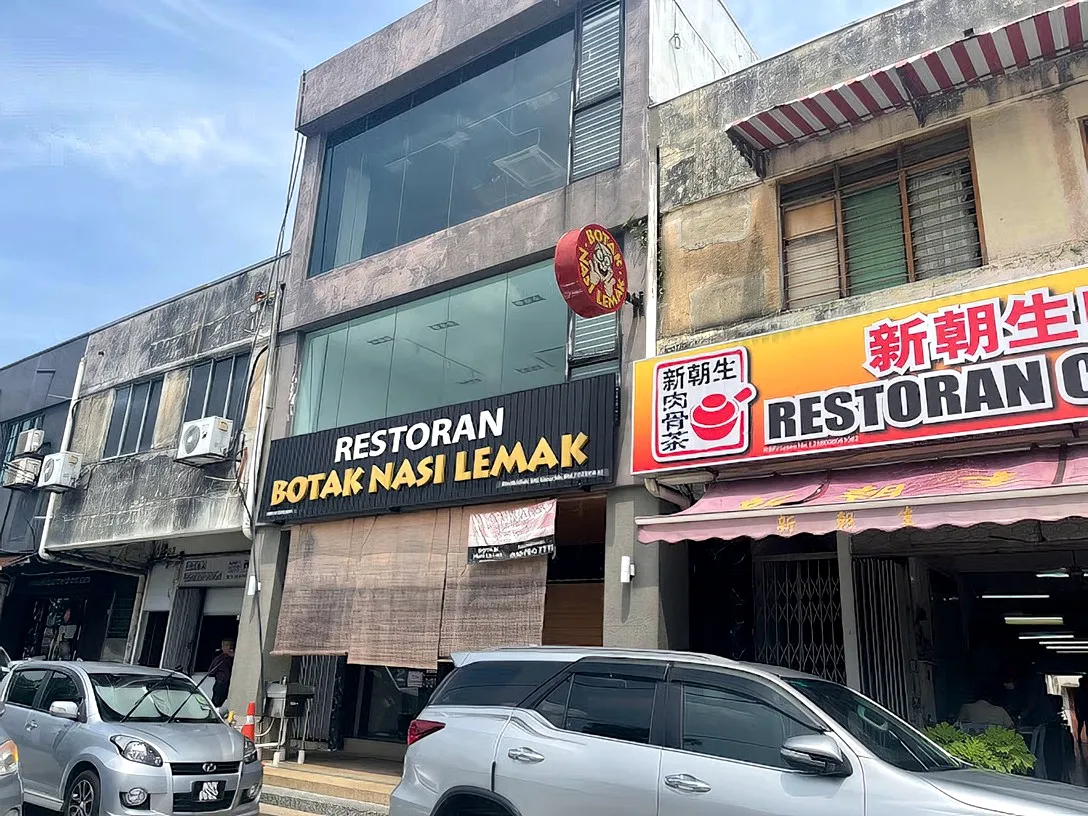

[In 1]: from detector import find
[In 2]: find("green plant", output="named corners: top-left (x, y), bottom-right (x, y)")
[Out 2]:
top-left (926, 723), bottom-right (1036, 775)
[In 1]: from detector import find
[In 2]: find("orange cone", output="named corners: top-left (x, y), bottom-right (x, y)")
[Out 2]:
top-left (241, 701), bottom-right (256, 741)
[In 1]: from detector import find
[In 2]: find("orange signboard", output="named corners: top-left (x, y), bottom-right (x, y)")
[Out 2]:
top-left (632, 267), bottom-right (1088, 475)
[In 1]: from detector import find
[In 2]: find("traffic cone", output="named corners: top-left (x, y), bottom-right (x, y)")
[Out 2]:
top-left (241, 702), bottom-right (256, 742)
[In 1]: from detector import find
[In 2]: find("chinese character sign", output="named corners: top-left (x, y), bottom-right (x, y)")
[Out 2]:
top-left (632, 267), bottom-right (1088, 475)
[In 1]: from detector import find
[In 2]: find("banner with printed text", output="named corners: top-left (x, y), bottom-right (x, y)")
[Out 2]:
top-left (632, 267), bottom-right (1088, 474)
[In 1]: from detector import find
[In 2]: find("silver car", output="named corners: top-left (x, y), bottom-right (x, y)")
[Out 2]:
top-left (0, 722), bottom-right (22, 816)
top-left (0, 662), bottom-right (261, 816)
top-left (391, 646), bottom-right (1088, 816)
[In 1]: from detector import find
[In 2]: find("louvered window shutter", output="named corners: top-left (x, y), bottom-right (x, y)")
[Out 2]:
top-left (571, 0), bottom-right (623, 181)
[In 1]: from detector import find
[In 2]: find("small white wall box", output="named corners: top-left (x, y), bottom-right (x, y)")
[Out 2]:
top-left (3, 457), bottom-right (41, 490)
top-left (620, 555), bottom-right (636, 584)
top-left (14, 428), bottom-right (44, 457)
top-left (38, 452), bottom-right (83, 493)
top-left (176, 417), bottom-right (234, 466)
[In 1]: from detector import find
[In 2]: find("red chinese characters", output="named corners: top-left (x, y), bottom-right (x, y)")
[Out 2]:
top-left (1003, 288), bottom-right (1079, 351)
top-left (863, 314), bottom-right (930, 377)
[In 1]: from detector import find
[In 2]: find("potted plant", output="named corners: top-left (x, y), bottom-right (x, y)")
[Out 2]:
top-left (926, 723), bottom-right (1036, 775)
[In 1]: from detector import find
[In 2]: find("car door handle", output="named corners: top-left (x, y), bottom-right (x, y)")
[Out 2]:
top-left (664, 774), bottom-right (712, 793)
top-left (507, 747), bottom-right (545, 764)
top-left (25, 720), bottom-right (37, 731)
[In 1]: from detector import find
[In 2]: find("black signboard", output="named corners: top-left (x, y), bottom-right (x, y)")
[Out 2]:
top-left (260, 374), bottom-right (617, 523)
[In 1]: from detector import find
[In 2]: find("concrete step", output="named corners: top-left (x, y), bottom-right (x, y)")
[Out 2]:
top-left (262, 787), bottom-right (388, 816)
top-left (261, 763), bottom-right (398, 809)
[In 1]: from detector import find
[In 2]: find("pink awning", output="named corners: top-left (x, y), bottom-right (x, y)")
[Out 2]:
top-left (638, 447), bottom-right (1088, 543)
top-left (728, 1), bottom-right (1088, 165)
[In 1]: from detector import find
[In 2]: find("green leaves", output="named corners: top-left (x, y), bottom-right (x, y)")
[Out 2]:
top-left (925, 723), bottom-right (1036, 775)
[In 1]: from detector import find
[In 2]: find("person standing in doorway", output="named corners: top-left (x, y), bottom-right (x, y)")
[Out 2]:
top-left (207, 639), bottom-right (235, 709)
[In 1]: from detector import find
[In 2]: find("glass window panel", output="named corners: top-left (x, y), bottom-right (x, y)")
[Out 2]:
top-left (140, 379), bottom-right (162, 452)
top-left (294, 333), bottom-right (329, 435)
top-left (227, 354), bottom-right (251, 425)
top-left (309, 22), bottom-right (575, 276)
top-left (387, 293), bottom-right (451, 416)
top-left (104, 386), bottom-right (130, 458)
top-left (317, 329), bottom-right (349, 432)
top-left (564, 674), bottom-right (654, 744)
top-left (338, 313), bottom-right (397, 426)
top-left (502, 261), bottom-right (567, 393)
top-left (184, 362), bottom-right (212, 423)
top-left (444, 276), bottom-right (508, 404)
top-left (206, 358), bottom-right (233, 419)
top-left (119, 382), bottom-right (150, 455)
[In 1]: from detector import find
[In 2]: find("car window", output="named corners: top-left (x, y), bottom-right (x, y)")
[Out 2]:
top-left (536, 673), bottom-right (656, 744)
top-left (40, 672), bottom-right (82, 712)
top-left (681, 683), bottom-right (821, 768)
top-left (6, 669), bottom-right (48, 707)
top-left (430, 661), bottom-right (569, 707)
top-left (89, 673), bottom-right (218, 723)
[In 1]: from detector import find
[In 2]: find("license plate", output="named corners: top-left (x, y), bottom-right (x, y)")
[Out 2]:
top-left (193, 781), bottom-right (224, 802)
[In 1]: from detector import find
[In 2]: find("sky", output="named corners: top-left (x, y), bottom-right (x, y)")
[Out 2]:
top-left (0, 0), bottom-right (897, 367)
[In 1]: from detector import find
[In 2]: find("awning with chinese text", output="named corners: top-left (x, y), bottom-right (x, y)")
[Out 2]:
top-left (637, 447), bottom-right (1088, 543)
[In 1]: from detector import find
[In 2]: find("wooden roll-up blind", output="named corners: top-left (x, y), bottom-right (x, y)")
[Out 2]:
top-left (439, 503), bottom-right (548, 657)
top-left (542, 583), bottom-right (604, 647)
top-left (346, 511), bottom-right (449, 670)
top-left (273, 520), bottom-right (357, 656)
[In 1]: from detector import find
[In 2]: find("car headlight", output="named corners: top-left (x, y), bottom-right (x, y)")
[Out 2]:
top-left (0, 740), bottom-right (17, 777)
top-left (243, 738), bottom-right (258, 764)
top-left (110, 736), bottom-right (163, 767)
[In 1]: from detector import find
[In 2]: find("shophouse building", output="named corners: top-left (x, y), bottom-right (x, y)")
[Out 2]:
top-left (35, 256), bottom-right (285, 711)
top-left (233, 0), bottom-right (757, 755)
top-left (635, 0), bottom-right (1088, 728)
top-left (0, 335), bottom-right (143, 663)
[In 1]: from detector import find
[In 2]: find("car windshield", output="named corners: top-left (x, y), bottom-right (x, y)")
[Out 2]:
top-left (787, 677), bottom-right (961, 772)
top-left (89, 673), bottom-right (218, 723)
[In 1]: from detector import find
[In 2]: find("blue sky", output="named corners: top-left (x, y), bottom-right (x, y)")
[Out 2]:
top-left (0, 0), bottom-right (895, 367)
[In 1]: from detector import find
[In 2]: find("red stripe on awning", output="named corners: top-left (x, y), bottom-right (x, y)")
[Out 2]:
top-left (727, 0), bottom-right (1088, 156)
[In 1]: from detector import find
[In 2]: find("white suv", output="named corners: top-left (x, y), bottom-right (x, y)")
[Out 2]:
top-left (391, 646), bottom-right (1088, 816)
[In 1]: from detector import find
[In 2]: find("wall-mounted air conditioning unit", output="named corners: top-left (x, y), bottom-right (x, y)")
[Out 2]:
top-left (38, 452), bottom-right (83, 493)
top-left (176, 417), bottom-right (233, 466)
top-left (14, 429), bottom-right (44, 457)
top-left (3, 457), bottom-right (41, 490)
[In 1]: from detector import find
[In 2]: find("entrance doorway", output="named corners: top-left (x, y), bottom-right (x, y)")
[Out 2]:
top-left (193, 615), bottom-right (239, 674)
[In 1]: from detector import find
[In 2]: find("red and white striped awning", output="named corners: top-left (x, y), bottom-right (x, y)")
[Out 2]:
top-left (729, 0), bottom-right (1088, 156)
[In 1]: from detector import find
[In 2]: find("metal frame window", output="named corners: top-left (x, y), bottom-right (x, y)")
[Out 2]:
top-left (1, 413), bottom-right (43, 464)
top-left (183, 352), bottom-right (251, 425)
top-left (570, 0), bottom-right (624, 181)
top-left (103, 378), bottom-right (163, 459)
top-left (780, 127), bottom-right (983, 310)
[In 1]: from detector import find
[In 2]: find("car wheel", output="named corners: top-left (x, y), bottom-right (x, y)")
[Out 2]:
top-left (66, 770), bottom-right (100, 816)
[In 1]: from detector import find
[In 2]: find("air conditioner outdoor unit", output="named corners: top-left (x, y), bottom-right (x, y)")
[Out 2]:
top-left (3, 457), bottom-right (41, 490)
top-left (38, 452), bottom-right (83, 493)
top-left (14, 428), bottom-right (44, 457)
top-left (176, 417), bottom-right (233, 466)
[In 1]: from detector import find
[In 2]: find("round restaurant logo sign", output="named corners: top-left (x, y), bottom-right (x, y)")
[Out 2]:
top-left (554, 224), bottom-right (628, 319)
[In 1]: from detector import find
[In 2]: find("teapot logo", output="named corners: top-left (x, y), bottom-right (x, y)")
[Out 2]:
top-left (690, 385), bottom-right (757, 441)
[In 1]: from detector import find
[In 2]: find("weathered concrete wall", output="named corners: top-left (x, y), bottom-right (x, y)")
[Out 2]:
top-left (49, 258), bottom-right (283, 549)
top-left (653, 0), bottom-right (1088, 350)
top-left (0, 336), bottom-right (87, 552)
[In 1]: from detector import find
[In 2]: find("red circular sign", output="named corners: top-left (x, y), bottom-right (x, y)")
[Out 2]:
top-left (554, 224), bottom-right (629, 319)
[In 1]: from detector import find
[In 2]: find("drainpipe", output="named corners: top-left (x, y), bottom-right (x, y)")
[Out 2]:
top-left (242, 282), bottom-right (287, 540)
top-left (644, 477), bottom-right (691, 510)
top-left (38, 357), bottom-right (140, 578)
top-left (644, 146), bottom-right (660, 360)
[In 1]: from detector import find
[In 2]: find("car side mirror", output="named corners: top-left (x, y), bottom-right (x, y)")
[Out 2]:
top-left (781, 734), bottom-right (852, 777)
top-left (49, 701), bottom-right (80, 721)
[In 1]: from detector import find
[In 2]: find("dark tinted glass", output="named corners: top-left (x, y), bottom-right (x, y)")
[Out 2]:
top-left (227, 354), bottom-right (251, 423)
top-left (140, 379), bottom-right (163, 452)
top-left (430, 661), bottom-right (567, 707)
top-left (564, 674), bottom-right (655, 744)
top-left (41, 672), bottom-right (82, 710)
top-left (120, 381), bottom-right (150, 455)
top-left (184, 362), bottom-right (212, 422)
top-left (207, 358), bottom-right (233, 418)
top-left (682, 684), bottom-right (819, 767)
top-left (7, 669), bottom-right (48, 706)
top-left (536, 676), bottom-right (572, 728)
top-left (104, 386), bottom-right (130, 457)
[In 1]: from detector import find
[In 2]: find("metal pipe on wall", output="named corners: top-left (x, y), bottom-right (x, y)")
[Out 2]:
top-left (644, 146), bottom-right (660, 360)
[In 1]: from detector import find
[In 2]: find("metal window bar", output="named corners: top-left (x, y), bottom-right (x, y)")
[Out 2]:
top-left (112, 384), bottom-right (134, 459)
top-left (134, 384), bottom-right (151, 453)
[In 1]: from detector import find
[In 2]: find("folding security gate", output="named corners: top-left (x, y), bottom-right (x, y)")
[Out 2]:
top-left (294, 655), bottom-right (345, 750)
top-left (854, 557), bottom-right (916, 723)
top-left (160, 587), bottom-right (203, 673)
top-left (753, 554), bottom-right (847, 684)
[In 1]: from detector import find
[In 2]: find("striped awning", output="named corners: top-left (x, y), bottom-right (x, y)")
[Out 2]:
top-left (729, 1), bottom-right (1088, 160)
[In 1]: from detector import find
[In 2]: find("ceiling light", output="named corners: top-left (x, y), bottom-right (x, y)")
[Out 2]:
top-left (1019, 633), bottom-right (1074, 640)
top-left (458, 378), bottom-right (482, 385)
top-left (1004, 616), bottom-right (1063, 625)
top-left (1042, 640), bottom-right (1088, 646)
top-left (1036, 571), bottom-right (1070, 578)
top-left (516, 364), bottom-right (544, 374)
top-left (428, 320), bottom-right (459, 331)
top-left (981, 594), bottom-right (1050, 600)
top-left (1051, 648), bottom-right (1088, 654)
top-left (512, 295), bottom-right (545, 306)
top-left (1047, 643), bottom-right (1088, 649)
top-left (367, 336), bottom-right (393, 345)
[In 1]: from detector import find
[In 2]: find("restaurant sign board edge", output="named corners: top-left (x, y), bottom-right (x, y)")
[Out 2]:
top-left (632, 266), bottom-right (1088, 475)
top-left (261, 374), bottom-right (618, 523)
